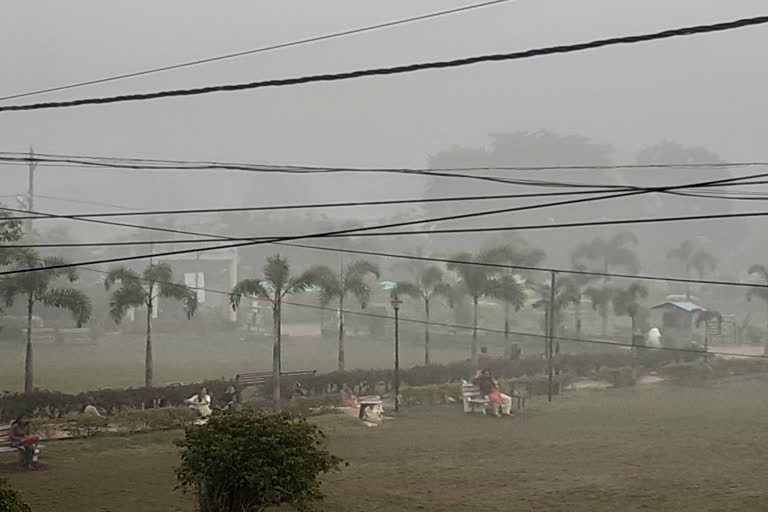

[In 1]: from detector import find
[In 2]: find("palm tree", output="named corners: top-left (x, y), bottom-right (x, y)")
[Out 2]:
top-left (746, 265), bottom-right (768, 345)
top-left (311, 260), bottom-right (380, 372)
top-left (0, 249), bottom-right (91, 392)
top-left (105, 262), bottom-right (197, 388)
top-left (448, 245), bottom-right (543, 367)
top-left (392, 266), bottom-right (451, 365)
top-left (447, 247), bottom-right (520, 367)
top-left (533, 276), bottom-right (579, 357)
top-left (231, 255), bottom-right (321, 404)
top-left (583, 287), bottom-right (614, 337)
top-left (488, 274), bottom-right (527, 358)
top-left (569, 265), bottom-right (596, 340)
top-left (572, 231), bottom-right (639, 337)
top-left (572, 231), bottom-right (640, 277)
top-left (667, 240), bottom-right (717, 300)
top-left (611, 282), bottom-right (648, 379)
top-left (694, 309), bottom-right (722, 358)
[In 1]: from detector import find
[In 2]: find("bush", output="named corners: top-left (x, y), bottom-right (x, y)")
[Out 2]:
top-left (0, 479), bottom-right (31, 512)
top-left (62, 413), bottom-right (110, 438)
top-left (659, 361), bottom-right (713, 384)
top-left (176, 410), bottom-right (343, 512)
top-left (112, 407), bottom-right (200, 432)
top-left (594, 367), bottom-right (636, 388)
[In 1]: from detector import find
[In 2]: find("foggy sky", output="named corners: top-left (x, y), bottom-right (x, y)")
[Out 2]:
top-left (1, 0), bottom-right (767, 222)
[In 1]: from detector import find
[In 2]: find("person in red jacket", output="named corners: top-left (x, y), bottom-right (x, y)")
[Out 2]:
top-left (10, 415), bottom-right (39, 468)
top-left (473, 370), bottom-right (512, 416)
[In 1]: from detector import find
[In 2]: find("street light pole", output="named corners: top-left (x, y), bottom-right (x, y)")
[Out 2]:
top-left (391, 295), bottom-right (402, 413)
top-left (547, 271), bottom-right (556, 403)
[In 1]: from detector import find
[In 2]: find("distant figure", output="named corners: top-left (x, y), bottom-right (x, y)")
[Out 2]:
top-left (473, 370), bottom-right (512, 416)
top-left (186, 387), bottom-right (212, 418)
top-left (83, 404), bottom-right (101, 416)
top-left (647, 328), bottom-right (662, 348)
top-left (340, 384), bottom-right (358, 408)
top-left (479, 346), bottom-right (490, 367)
top-left (221, 386), bottom-right (237, 410)
top-left (290, 382), bottom-right (307, 399)
top-left (10, 415), bottom-right (39, 468)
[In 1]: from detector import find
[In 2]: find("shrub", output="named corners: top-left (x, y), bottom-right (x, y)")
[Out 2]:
top-left (176, 410), bottom-right (343, 512)
top-left (0, 479), bottom-right (31, 512)
top-left (112, 407), bottom-right (200, 432)
top-left (594, 367), bottom-right (636, 388)
top-left (659, 361), bottom-right (713, 384)
top-left (62, 413), bottom-right (110, 438)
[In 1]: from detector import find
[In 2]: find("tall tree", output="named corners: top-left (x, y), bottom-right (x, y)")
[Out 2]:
top-left (311, 260), bottom-right (380, 372)
top-left (570, 264), bottom-right (598, 339)
top-left (572, 231), bottom-right (639, 336)
top-left (105, 262), bottom-right (197, 388)
top-left (448, 246), bottom-right (536, 367)
top-left (694, 309), bottom-right (722, 358)
top-left (0, 204), bottom-right (23, 266)
top-left (0, 249), bottom-right (91, 392)
top-left (533, 276), bottom-right (579, 357)
top-left (611, 282), bottom-right (649, 380)
top-left (488, 274), bottom-right (527, 357)
top-left (583, 287), bottom-right (614, 337)
top-left (667, 240), bottom-right (717, 300)
top-left (392, 266), bottom-right (451, 366)
top-left (230, 255), bottom-right (321, 404)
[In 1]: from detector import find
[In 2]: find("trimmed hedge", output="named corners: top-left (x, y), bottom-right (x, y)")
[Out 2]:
top-left (0, 348), bottom-right (751, 422)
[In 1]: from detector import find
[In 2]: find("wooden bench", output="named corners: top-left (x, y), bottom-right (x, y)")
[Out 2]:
top-left (0, 423), bottom-right (40, 466)
top-left (461, 380), bottom-right (490, 414)
top-left (235, 369), bottom-right (317, 388)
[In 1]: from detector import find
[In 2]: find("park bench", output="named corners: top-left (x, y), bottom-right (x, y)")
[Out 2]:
top-left (0, 423), bottom-right (41, 467)
top-left (235, 369), bottom-right (317, 388)
top-left (461, 380), bottom-right (490, 415)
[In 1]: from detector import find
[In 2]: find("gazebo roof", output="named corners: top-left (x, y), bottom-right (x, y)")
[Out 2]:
top-left (650, 301), bottom-right (706, 313)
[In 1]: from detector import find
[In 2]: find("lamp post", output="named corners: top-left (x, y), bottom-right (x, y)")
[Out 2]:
top-left (391, 295), bottom-right (402, 412)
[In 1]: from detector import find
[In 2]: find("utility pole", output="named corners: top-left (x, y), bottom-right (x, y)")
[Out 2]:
top-left (26, 147), bottom-right (37, 234)
top-left (391, 295), bottom-right (402, 412)
top-left (547, 271), bottom-right (556, 403)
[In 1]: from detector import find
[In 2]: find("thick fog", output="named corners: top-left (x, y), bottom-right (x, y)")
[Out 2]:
top-left (2, 0), bottom-right (768, 274)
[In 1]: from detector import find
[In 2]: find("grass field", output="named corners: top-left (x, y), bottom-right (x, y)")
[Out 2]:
top-left (0, 332), bottom-right (477, 392)
top-left (5, 376), bottom-right (768, 511)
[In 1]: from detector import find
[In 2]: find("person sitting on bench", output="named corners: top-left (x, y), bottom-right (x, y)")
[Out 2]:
top-left (10, 415), bottom-right (39, 469)
top-left (473, 370), bottom-right (512, 416)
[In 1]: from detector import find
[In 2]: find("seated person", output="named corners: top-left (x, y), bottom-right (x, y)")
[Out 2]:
top-left (186, 387), bottom-right (213, 417)
top-left (339, 384), bottom-right (358, 408)
top-left (10, 415), bottom-right (40, 468)
top-left (473, 370), bottom-right (513, 416)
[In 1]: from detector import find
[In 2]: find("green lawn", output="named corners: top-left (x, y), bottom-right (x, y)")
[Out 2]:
top-left (5, 377), bottom-right (768, 511)
top-left (0, 332), bottom-right (473, 392)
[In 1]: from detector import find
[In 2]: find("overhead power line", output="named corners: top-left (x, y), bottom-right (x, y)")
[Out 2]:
top-left (0, 0), bottom-right (514, 102)
top-left (3, 189), bottom-right (627, 221)
top-left (62, 263), bottom-right (768, 360)
top-left (1, 15), bottom-right (766, 113)
top-left (6, 210), bottom-right (768, 248)
top-left (0, 155), bottom-right (632, 190)
top-left (2, 170), bottom-right (766, 276)
top-left (6, 151), bottom-right (768, 173)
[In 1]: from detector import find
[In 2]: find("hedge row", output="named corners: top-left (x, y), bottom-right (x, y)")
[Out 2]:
top-left (31, 407), bottom-right (201, 439)
top-left (0, 347), bottom-right (708, 422)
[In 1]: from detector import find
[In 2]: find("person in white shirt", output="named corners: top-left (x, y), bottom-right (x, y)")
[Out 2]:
top-left (186, 387), bottom-right (213, 417)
